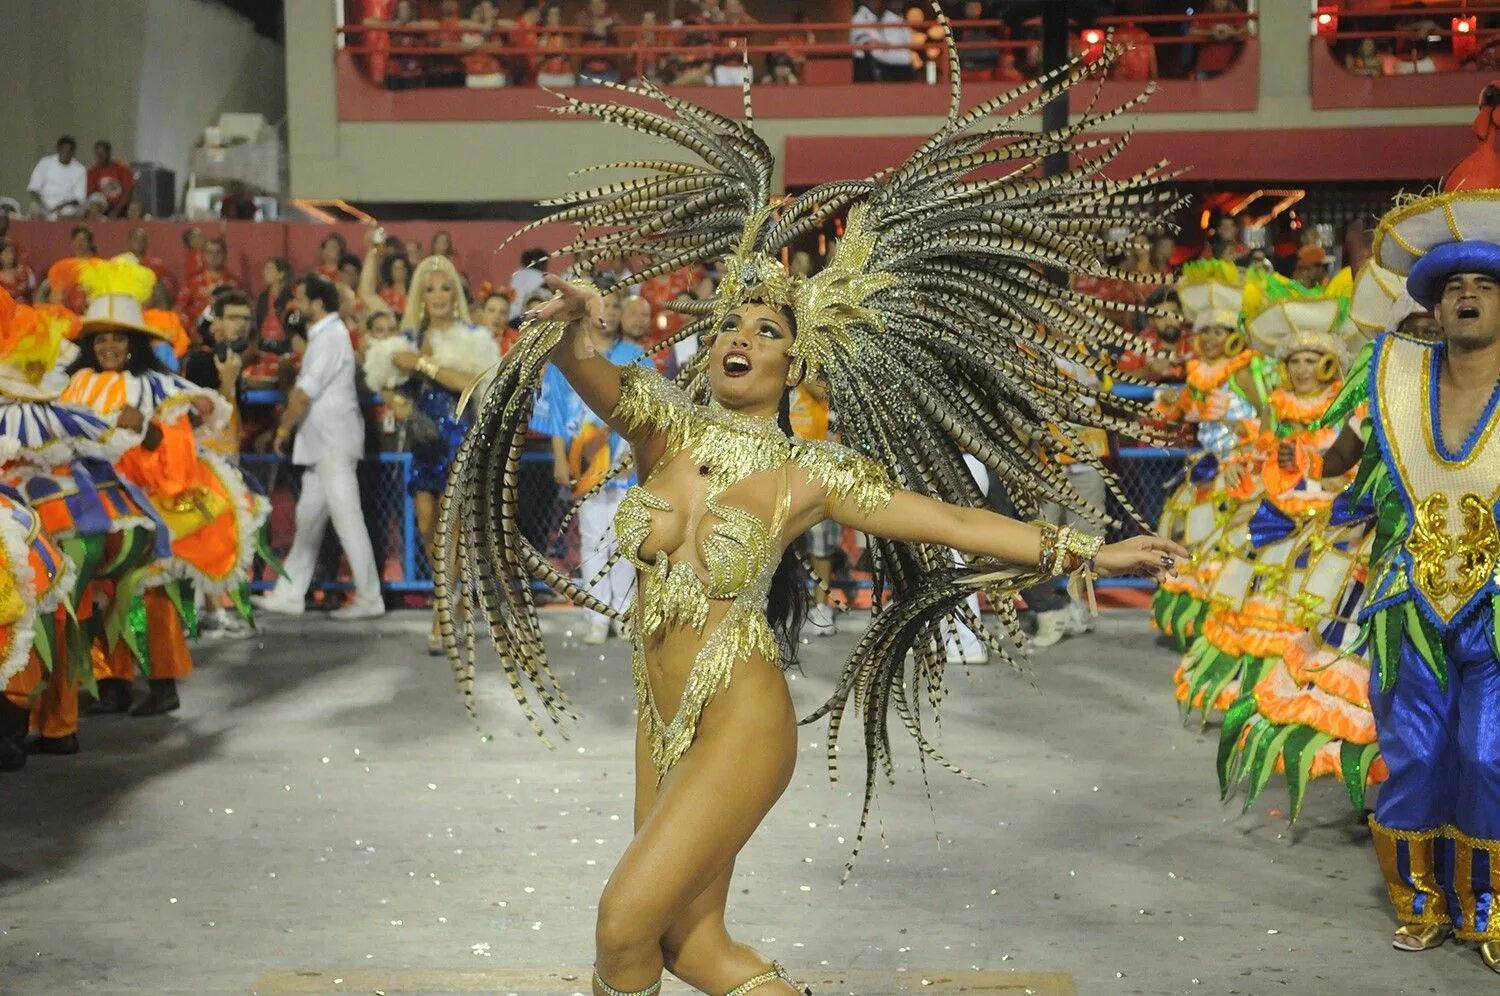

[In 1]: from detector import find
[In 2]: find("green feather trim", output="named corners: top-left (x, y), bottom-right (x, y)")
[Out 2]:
top-left (1284, 728), bottom-right (1334, 822)
top-left (165, 580), bottom-right (198, 640)
top-left (256, 521), bottom-right (286, 580)
top-left (1373, 605), bottom-right (1406, 693)
top-left (1341, 740), bottom-right (1380, 813)
top-left (60, 535), bottom-right (104, 604)
top-left (230, 583), bottom-right (253, 624)
top-left (1244, 724), bottom-right (1297, 811)
top-left (1404, 600), bottom-right (1447, 692)
top-left (1217, 695), bottom-right (1259, 797)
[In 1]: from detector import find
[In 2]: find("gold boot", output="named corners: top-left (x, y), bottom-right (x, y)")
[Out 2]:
top-left (1392, 923), bottom-right (1451, 952)
top-left (1480, 940), bottom-right (1500, 973)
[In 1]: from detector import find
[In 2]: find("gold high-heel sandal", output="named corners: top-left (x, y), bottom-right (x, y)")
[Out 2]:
top-left (724, 961), bottom-right (811, 995)
top-left (1392, 923), bottom-right (1451, 952)
top-left (1480, 940), bottom-right (1500, 973)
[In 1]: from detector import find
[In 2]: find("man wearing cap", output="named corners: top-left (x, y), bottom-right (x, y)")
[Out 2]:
top-left (1315, 181), bottom-right (1500, 972)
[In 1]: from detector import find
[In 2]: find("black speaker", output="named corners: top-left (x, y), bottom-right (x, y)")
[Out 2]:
top-left (131, 161), bottom-right (176, 218)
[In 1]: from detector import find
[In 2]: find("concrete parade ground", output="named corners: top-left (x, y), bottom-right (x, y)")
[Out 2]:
top-left (0, 608), bottom-right (1481, 995)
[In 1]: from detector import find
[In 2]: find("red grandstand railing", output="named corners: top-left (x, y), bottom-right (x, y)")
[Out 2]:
top-left (1311, 3), bottom-right (1496, 108)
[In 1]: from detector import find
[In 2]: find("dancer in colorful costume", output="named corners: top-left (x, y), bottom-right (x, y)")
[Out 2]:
top-left (1151, 261), bottom-right (1268, 649)
top-left (1314, 174), bottom-right (1500, 971)
top-left (1174, 271), bottom-right (1361, 718)
top-left (1211, 259), bottom-right (1440, 819)
top-left (0, 288), bottom-right (152, 762)
top-left (61, 257), bottom-right (268, 717)
top-left (435, 30), bottom-right (1186, 996)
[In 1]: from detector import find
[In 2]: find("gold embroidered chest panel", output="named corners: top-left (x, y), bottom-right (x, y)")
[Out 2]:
top-left (1375, 336), bottom-right (1500, 624)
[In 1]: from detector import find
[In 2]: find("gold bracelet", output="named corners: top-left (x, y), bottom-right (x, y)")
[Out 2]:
top-left (416, 357), bottom-right (441, 380)
top-left (1056, 525), bottom-right (1105, 576)
top-left (1035, 521), bottom-right (1062, 575)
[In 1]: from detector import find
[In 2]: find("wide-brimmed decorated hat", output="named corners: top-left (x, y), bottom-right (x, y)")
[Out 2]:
top-left (1243, 267), bottom-right (1358, 369)
top-left (61, 256), bottom-right (168, 340)
top-left (1175, 259), bottom-right (1244, 331)
top-left (1372, 190), bottom-right (1500, 308)
top-left (1348, 258), bottom-right (1425, 336)
top-left (0, 287), bottom-right (80, 401)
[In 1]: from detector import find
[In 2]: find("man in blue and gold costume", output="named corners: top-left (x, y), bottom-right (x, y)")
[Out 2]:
top-left (1318, 169), bottom-right (1500, 971)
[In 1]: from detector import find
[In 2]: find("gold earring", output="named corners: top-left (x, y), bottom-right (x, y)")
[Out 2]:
top-left (1315, 353), bottom-right (1340, 383)
top-left (1223, 330), bottom-right (1247, 357)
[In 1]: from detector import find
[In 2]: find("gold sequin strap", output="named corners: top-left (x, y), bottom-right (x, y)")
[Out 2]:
top-left (796, 439), bottom-right (895, 516)
top-left (613, 363), bottom-right (698, 450)
top-left (724, 961), bottom-right (796, 996)
top-left (592, 971), bottom-right (661, 996)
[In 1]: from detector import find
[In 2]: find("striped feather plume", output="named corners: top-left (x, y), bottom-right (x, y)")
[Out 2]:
top-left (438, 11), bottom-right (1178, 874)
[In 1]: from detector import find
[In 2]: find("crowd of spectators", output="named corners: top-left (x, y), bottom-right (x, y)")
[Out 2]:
top-left (1329, 9), bottom-right (1500, 77)
top-left (352, 0), bottom-right (1254, 91)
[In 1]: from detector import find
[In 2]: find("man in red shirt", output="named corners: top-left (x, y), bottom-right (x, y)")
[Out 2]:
top-left (86, 140), bottom-right (134, 219)
top-left (0, 209), bottom-right (30, 272)
top-left (126, 227), bottom-right (176, 302)
top-left (178, 236), bottom-right (242, 335)
top-left (1192, 0), bottom-right (1246, 80)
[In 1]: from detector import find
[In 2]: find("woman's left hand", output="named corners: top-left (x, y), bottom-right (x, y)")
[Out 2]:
top-left (1094, 536), bottom-right (1190, 580)
top-left (392, 351), bottom-right (419, 373)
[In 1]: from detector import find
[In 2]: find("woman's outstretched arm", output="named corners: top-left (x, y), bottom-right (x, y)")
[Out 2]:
top-left (827, 488), bottom-right (1188, 579)
top-left (525, 275), bottom-right (648, 442)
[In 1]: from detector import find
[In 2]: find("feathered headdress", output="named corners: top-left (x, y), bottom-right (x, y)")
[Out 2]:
top-left (74, 255), bottom-right (165, 340)
top-left (0, 288), bottom-right (80, 400)
top-left (439, 16), bottom-right (1180, 868)
top-left (1175, 259), bottom-right (1244, 331)
top-left (1243, 267), bottom-right (1358, 368)
top-left (1348, 257), bottom-right (1424, 337)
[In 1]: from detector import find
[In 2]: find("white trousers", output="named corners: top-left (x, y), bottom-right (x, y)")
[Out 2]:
top-left (945, 455), bottom-right (988, 658)
top-left (277, 454), bottom-right (383, 602)
top-left (577, 488), bottom-right (633, 627)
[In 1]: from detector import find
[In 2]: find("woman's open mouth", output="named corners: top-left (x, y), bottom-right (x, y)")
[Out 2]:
top-left (722, 351), bottom-right (752, 377)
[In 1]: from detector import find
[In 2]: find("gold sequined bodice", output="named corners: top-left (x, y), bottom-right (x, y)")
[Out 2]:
top-left (1374, 335), bottom-right (1500, 624)
top-left (610, 365), bottom-right (895, 776)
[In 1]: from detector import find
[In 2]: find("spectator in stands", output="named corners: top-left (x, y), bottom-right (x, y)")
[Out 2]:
top-left (508, 247), bottom-right (549, 319)
top-left (1191, 0), bottom-right (1246, 81)
top-left (219, 179), bottom-right (259, 220)
top-left (477, 289), bottom-right (518, 353)
top-left (1345, 37), bottom-right (1385, 78)
top-left (506, 0), bottom-right (543, 84)
top-left (0, 210), bottom-right (27, 272)
top-left (771, 10), bottom-right (815, 77)
top-left (1109, 19), bottom-right (1157, 81)
top-left (711, 0), bottom-right (756, 86)
top-left (45, 225), bottom-right (98, 313)
top-left (402, 237), bottom-right (424, 262)
top-left (179, 237), bottom-right (242, 333)
top-left (580, 0), bottom-right (621, 40)
top-left (630, 10), bottom-right (671, 84)
top-left (380, 0), bottom-right (428, 90)
top-left (27, 136), bottom-right (88, 219)
top-left (182, 226), bottom-right (206, 283)
top-left (127, 227), bottom-right (175, 301)
top-left (202, 291), bottom-right (253, 457)
top-left (317, 233), bottom-right (348, 282)
top-left (430, 230), bottom-right (459, 268)
top-left (1119, 287), bottom-right (1190, 383)
top-left (619, 295), bottom-right (653, 348)
top-left (338, 254), bottom-right (362, 293)
top-left (1393, 39), bottom-right (1437, 76)
top-left (1293, 245), bottom-right (1329, 289)
top-left (255, 273), bottom-right (385, 621)
top-left (1150, 234), bottom-right (1178, 274)
top-left (762, 54), bottom-right (800, 84)
top-left (1206, 214), bottom-right (1248, 262)
top-left (0, 239), bottom-right (35, 304)
top-left (86, 140), bottom-right (134, 219)
top-left (461, 0), bottom-right (508, 87)
top-left (359, 233), bottom-right (414, 316)
top-left (955, 1), bottom-right (1000, 81)
top-left (254, 257), bottom-right (300, 356)
top-left (429, 0), bottom-right (470, 86)
top-left (870, 0), bottom-right (916, 81)
top-left (851, 0), bottom-right (880, 82)
top-left (536, 4), bottom-right (577, 87)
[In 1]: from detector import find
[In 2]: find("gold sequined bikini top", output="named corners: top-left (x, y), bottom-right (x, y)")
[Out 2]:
top-left (610, 365), bottom-right (894, 777)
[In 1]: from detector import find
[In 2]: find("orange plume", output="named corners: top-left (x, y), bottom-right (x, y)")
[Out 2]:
top-left (143, 308), bottom-right (191, 358)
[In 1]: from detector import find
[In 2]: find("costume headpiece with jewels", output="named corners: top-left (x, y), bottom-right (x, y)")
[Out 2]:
top-left (1242, 267), bottom-right (1359, 370)
top-left (1175, 259), bottom-right (1244, 331)
top-left (440, 13), bottom-right (1180, 842)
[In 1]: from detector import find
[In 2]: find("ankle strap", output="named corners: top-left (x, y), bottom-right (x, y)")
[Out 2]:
top-left (592, 970), bottom-right (662, 996)
top-left (724, 961), bottom-right (797, 996)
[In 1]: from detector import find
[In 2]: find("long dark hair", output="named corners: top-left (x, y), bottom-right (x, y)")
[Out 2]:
top-left (66, 330), bottom-right (169, 377)
top-left (764, 304), bottom-right (811, 665)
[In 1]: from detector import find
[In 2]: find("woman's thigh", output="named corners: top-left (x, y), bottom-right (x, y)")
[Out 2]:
top-left (606, 669), bottom-right (798, 940)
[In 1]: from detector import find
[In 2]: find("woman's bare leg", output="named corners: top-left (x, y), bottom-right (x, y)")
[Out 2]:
top-left (414, 490), bottom-right (440, 640)
top-left (594, 672), bottom-right (800, 994)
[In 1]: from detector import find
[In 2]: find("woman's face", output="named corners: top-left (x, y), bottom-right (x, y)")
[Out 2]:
top-left (432, 232), bottom-right (453, 256)
top-left (1285, 351), bottom-right (1325, 394)
top-left (321, 238), bottom-right (342, 266)
top-left (480, 295), bottom-right (507, 331)
top-left (391, 257), bottom-right (411, 288)
top-left (423, 271), bottom-right (457, 323)
top-left (263, 260), bottom-right (280, 286)
top-left (1196, 325), bottom-right (1229, 361)
top-left (707, 303), bottom-right (795, 414)
top-left (93, 332), bottom-right (131, 372)
top-left (72, 231), bottom-right (93, 256)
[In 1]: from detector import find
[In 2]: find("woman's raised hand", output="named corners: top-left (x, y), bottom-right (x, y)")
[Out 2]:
top-left (1094, 535), bottom-right (1189, 580)
top-left (526, 274), bottom-right (604, 329)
